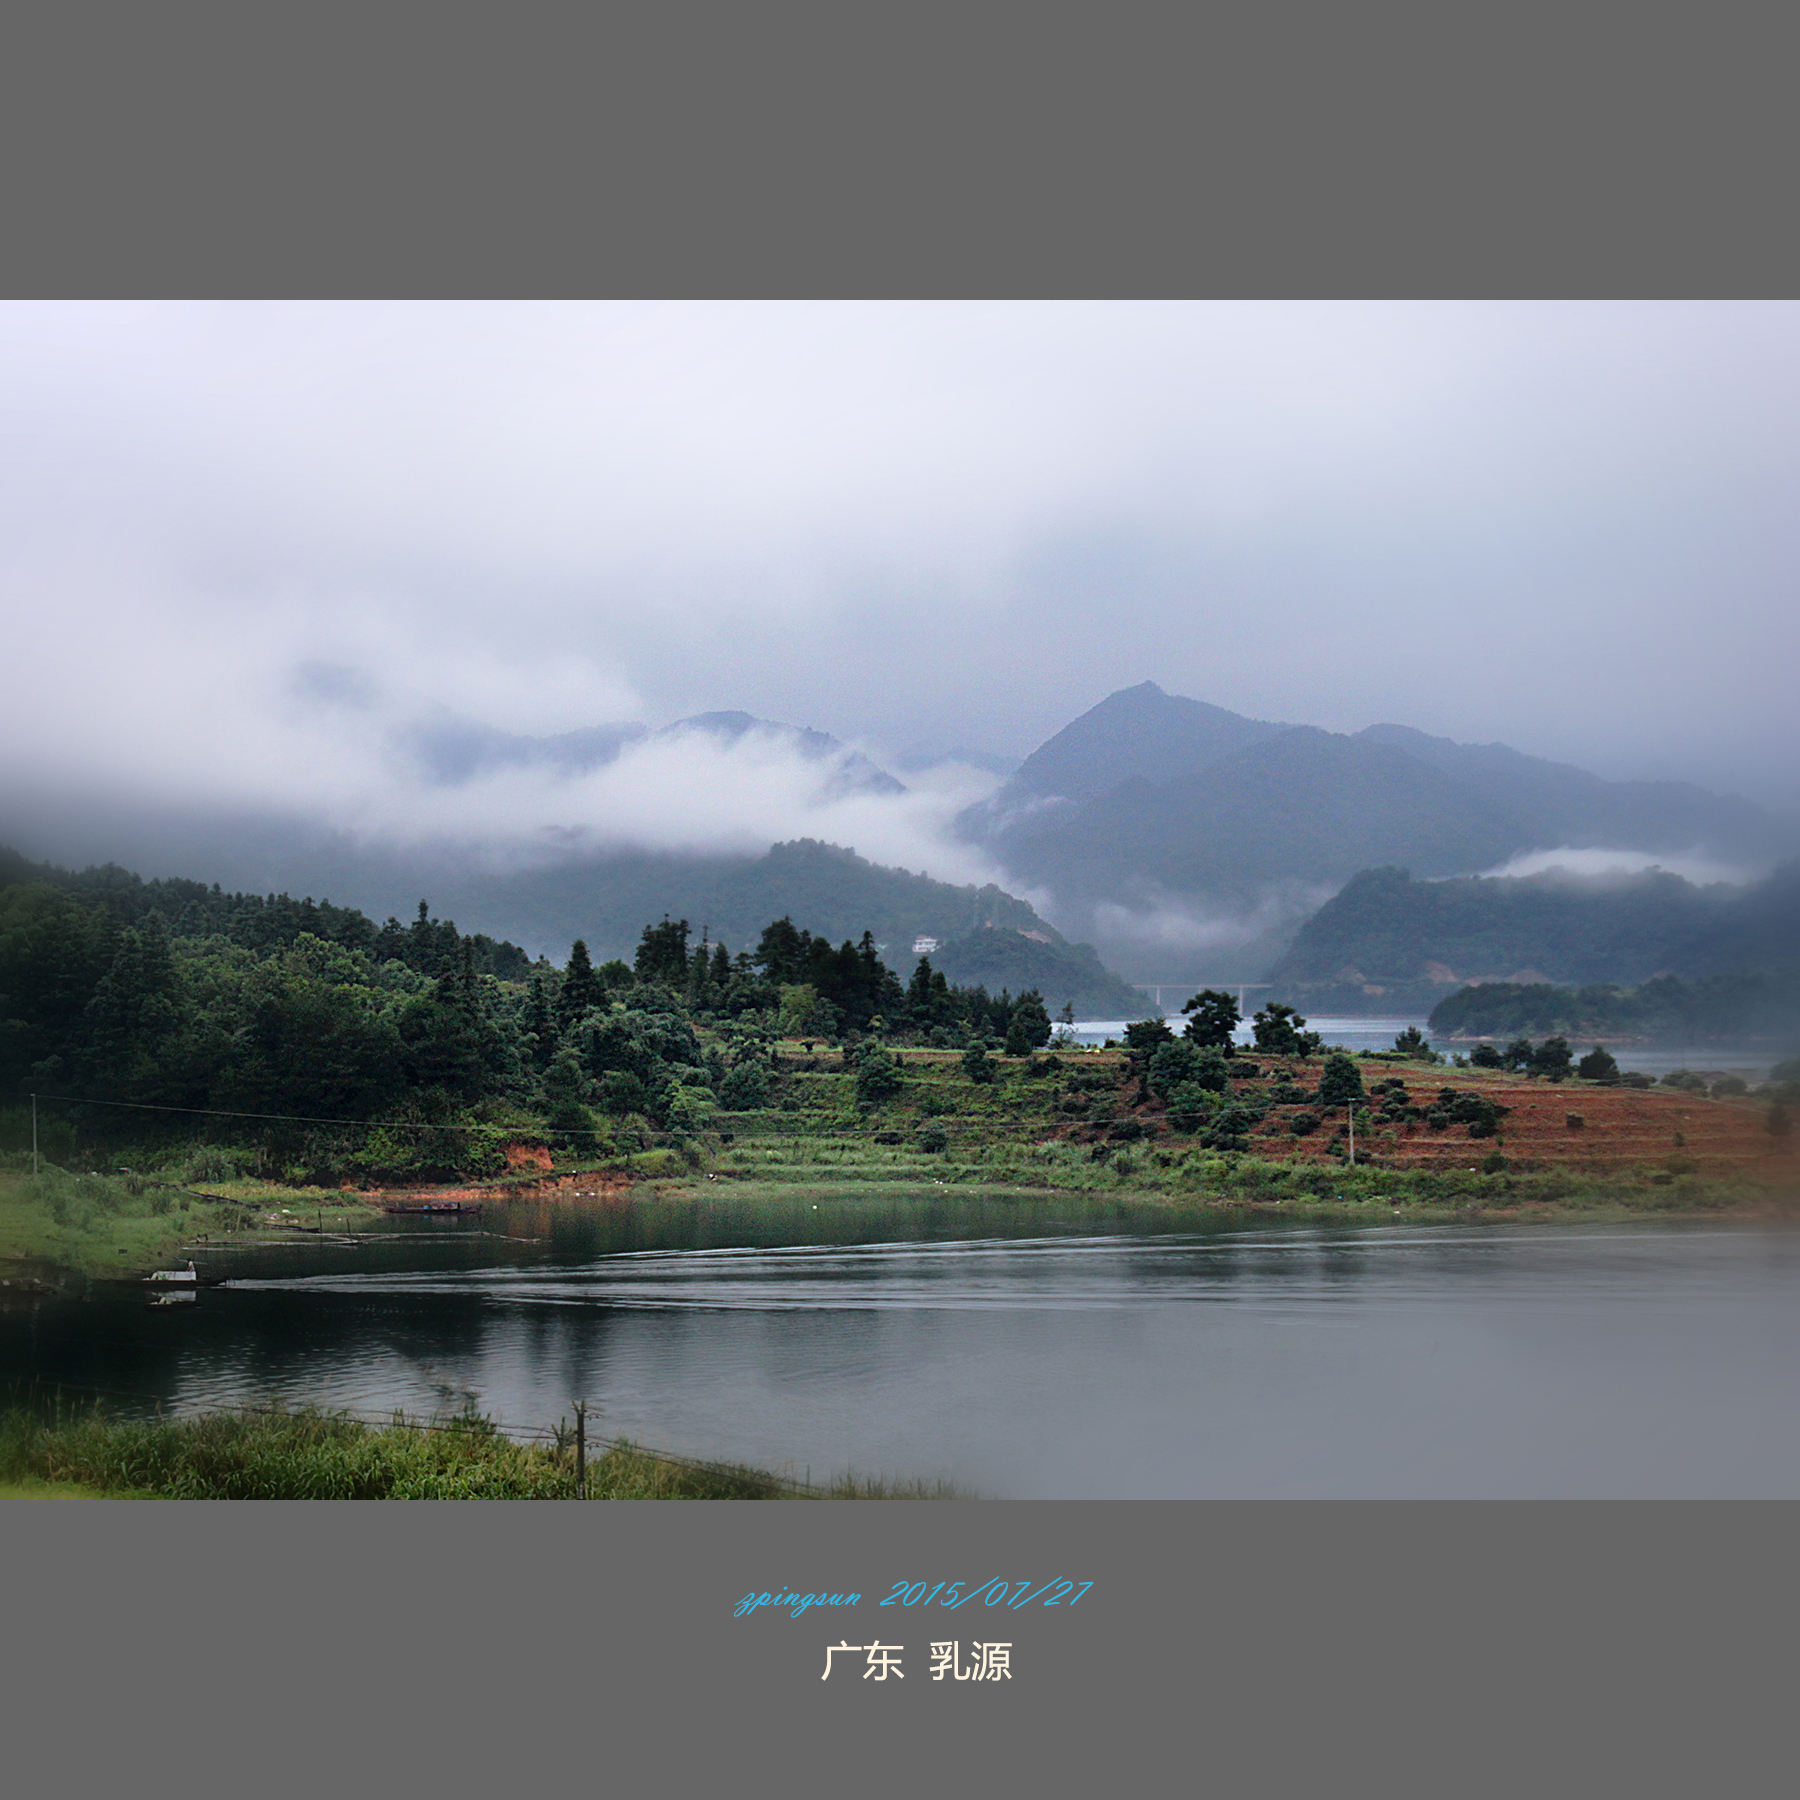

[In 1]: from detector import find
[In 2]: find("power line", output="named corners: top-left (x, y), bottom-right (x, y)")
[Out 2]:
top-left (25, 1092), bottom-right (605, 1137)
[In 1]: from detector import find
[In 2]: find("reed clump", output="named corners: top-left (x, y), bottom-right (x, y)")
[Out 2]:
top-left (0, 1403), bottom-right (913, 1500)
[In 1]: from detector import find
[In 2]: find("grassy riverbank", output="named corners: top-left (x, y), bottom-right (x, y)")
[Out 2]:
top-left (664, 1163), bottom-right (1780, 1226)
top-left (674, 1043), bottom-right (1796, 1224)
top-left (5, 1046), bottom-right (1793, 1284)
top-left (0, 1167), bottom-right (381, 1279)
top-left (0, 1403), bottom-right (938, 1500)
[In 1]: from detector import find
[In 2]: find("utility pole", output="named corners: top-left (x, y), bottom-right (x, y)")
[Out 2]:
top-left (31, 1094), bottom-right (37, 1177)
top-left (1348, 1102), bottom-right (1355, 1165)
top-left (574, 1399), bottom-right (587, 1500)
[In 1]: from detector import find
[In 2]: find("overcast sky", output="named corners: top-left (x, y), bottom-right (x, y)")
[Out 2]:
top-left (2, 300), bottom-right (1795, 871)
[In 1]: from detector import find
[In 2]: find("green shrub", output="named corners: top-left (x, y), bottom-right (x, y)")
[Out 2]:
top-left (718, 1061), bottom-right (771, 1109)
top-left (1201, 1103), bottom-right (1259, 1152)
top-left (598, 1069), bottom-right (651, 1115)
top-left (1147, 1040), bottom-right (1230, 1099)
top-left (664, 1084), bottom-right (717, 1133)
top-left (1164, 1082), bottom-right (1222, 1133)
top-left (181, 1144), bottom-right (257, 1184)
top-left (1429, 1087), bottom-right (1510, 1138)
top-left (1123, 1019), bottom-right (1175, 1051)
top-left (853, 1045), bottom-right (905, 1108)
top-left (1317, 1054), bottom-right (1365, 1108)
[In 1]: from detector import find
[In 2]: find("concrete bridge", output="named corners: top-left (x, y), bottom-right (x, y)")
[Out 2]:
top-left (1130, 982), bottom-right (1273, 1015)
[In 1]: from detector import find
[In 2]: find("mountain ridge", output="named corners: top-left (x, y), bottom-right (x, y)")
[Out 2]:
top-left (959, 683), bottom-right (1786, 975)
top-left (1264, 861), bottom-right (1800, 1014)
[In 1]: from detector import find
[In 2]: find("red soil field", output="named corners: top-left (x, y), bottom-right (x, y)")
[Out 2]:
top-left (1240, 1066), bottom-right (1789, 1180)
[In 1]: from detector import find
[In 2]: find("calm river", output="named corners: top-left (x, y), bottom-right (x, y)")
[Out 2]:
top-left (8, 1193), bottom-right (1800, 1497)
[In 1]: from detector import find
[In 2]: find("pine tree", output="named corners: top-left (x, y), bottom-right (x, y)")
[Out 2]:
top-left (525, 973), bottom-right (556, 1068)
top-left (688, 941), bottom-right (713, 1007)
top-left (1179, 988), bottom-right (1240, 1047)
top-left (558, 938), bottom-right (603, 1030)
top-left (540, 1049), bottom-right (598, 1154)
top-left (635, 917), bottom-right (691, 985)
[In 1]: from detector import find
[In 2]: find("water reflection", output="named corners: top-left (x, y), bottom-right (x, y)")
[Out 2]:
top-left (6, 1191), bottom-right (1799, 1498)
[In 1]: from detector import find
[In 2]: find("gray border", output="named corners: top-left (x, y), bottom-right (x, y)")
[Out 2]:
top-left (3, 1), bottom-right (1796, 293)
top-left (7, 1500), bottom-right (1794, 1793)
top-left (4, 2), bottom-right (1796, 1792)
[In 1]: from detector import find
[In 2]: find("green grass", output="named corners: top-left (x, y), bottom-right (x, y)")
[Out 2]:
top-left (7, 1053), bottom-right (1780, 1289)
top-left (688, 1055), bottom-right (1786, 1222)
top-left (0, 1168), bottom-right (383, 1279)
top-left (686, 1126), bottom-right (1759, 1221)
top-left (0, 1404), bottom-right (955, 1500)
top-left (0, 1473), bottom-right (148, 1500)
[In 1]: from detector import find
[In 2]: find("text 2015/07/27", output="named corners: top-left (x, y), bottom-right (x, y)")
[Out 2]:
top-left (881, 1579), bottom-right (1091, 1609)
top-left (733, 1579), bottom-right (1093, 1619)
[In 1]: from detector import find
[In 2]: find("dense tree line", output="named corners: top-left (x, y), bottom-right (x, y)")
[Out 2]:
top-left (0, 851), bottom-right (533, 980)
top-left (0, 860), bottom-right (1058, 1179)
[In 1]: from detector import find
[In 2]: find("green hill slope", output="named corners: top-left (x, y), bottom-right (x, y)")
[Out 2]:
top-left (1266, 862), bottom-right (1800, 1014)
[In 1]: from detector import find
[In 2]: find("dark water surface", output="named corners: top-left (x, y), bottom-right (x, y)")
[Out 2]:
top-left (8, 1191), bottom-right (1800, 1497)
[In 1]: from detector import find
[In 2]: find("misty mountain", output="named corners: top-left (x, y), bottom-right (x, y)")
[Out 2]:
top-left (404, 720), bottom-right (649, 784)
top-left (391, 838), bottom-right (1036, 967)
top-left (0, 810), bottom-right (1154, 1012)
top-left (893, 746), bottom-right (1023, 781)
top-left (1265, 862), bottom-right (1800, 1014)
top-left (403, 709), bottom-right (905, 798)
top-left (1354, 723), bottom-right (1775, 855)
top-left (961, 682), bottom-right (1787, 973)
top-left (991, 683), bottom-right (1289, 805)
top-left (0, 829), bottom-right (1150, 1017)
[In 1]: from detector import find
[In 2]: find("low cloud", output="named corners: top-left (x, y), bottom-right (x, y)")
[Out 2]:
top-left (2, 301), bottom-right (1794, 897)
top-left (1089, 886), bottom-right (1332, 955)
top-left (360, 723), bottom-right (1008, 880)
top-left (1, 301), bottom-right (1795, 802)
top-left (1470, 847), bottom-right (1769, 888)
top-left (0, 583), bottom-right (1010, 886)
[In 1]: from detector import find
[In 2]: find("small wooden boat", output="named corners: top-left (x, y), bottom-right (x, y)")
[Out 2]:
top-left (145, 1262), bottom-right (199, 1305)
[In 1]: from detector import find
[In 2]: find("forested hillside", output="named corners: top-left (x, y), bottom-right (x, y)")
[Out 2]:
top-left (400, 837), bottom-right (1053, 968)
top-left (0, 856), bottom-right (1080, 1182)
top-left (1427, 974), bottom-right (1800, 1044)
top-left (1267, 863), bottom-right (1800, 1015)
top-left (926, 927), bottom-right (1147, 1017)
